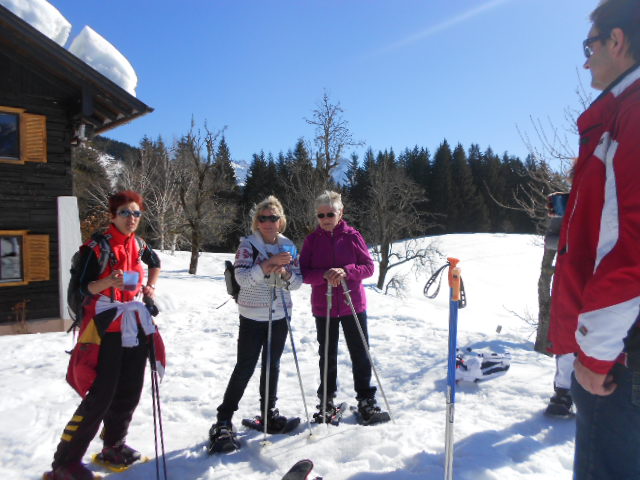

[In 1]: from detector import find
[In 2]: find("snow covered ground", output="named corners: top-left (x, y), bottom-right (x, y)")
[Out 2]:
top-left (0, 234), bottom-right (576, 480)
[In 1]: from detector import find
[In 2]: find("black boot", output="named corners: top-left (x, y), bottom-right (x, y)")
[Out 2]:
top-left (208, 420), bottom-right (240, 454)
top-left (99, 443), bottom-right (141, 467)
top-left (265, 408), bottom-right (289, 432)
top-left (544, 387), bottom-right (573, 418)
top-left (357, 397), bottom-right (390, 425)
top-left (312, 399), bottom-right (336, 424)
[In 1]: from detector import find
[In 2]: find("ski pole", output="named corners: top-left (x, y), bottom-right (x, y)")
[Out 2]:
top-left (444, 258), bottom-right (461, 480)
top-left (148, 333), bottom-right (168, 480)
top-left (339, 279), bottom-right (393, 421)
top-left (321, 284), bottom-right (333, 426)
top-left (262, 276), bottom-right (276, 446)
top-left (280, 288), bottom-right (313, 436)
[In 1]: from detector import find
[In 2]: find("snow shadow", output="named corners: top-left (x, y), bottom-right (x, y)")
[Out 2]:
top-left (106, 437), bottom-right (282, 480)
top-left (345, 413), bottom-right (575, 480)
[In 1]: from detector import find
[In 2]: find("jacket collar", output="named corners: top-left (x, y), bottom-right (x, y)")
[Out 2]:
top-left (315, 219), bottom-right (348, 236)
top-left (106, 223), bottom-right (134, 246)
top-left (578, 63), bottom-right (640, 134)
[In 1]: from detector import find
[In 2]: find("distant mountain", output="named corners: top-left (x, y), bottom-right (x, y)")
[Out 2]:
top-left (331, 157), bottom-right (351, 185)
top-left (93, 135), bottom-right (138, 163)
top-left (232, 159), bottom-right (250, 186)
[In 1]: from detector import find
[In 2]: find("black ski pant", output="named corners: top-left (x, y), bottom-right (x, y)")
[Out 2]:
top-left (217, 316), bottom-right (288, 422)
top-left (53, 331), bottom-right (148, 469)
top-left (315, 311), bottom-right (376, 403)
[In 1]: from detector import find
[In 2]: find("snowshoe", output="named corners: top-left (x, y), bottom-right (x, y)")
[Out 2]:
top-left (242, 409), bottom-right (300, 434)
top-left (43, 462), bottom-right (103, 480)
top-left (92, 444), bottom-right (149, 473)
top-left (353, 398), bottom-right (390, 426)
top-left (313, 401), bottom-right (348, 426)
top-left (282, 458), bottom-right (322, 480)
top-left (456, 348), bottom-right (511, 383)
top-left (544, 387), bottom-right (574, 418)
top-left (207, 420), bottom-right (240, 454)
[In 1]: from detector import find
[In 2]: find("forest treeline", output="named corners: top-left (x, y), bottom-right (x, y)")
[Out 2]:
top-left (72, 95), bottom-right (566, 288)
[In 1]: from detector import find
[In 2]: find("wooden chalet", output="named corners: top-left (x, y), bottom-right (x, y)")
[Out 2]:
top-left (0, 5), bottom-right (153, 334)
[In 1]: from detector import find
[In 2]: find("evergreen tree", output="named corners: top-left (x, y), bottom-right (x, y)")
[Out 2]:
top-left (213, 136), bottom-right (238, 189)
top-left (243, 151), bottom-right (274, 207)
top-left (430, 140), bottom-right (454, 231)
top-left (450, 143), bottom-right (489, 232)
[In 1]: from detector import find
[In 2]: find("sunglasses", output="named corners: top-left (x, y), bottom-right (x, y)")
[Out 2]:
top-left (317, 212), bottom-right (337, 219)
top-left (258, 215), bottom-right (280, 223)
top-left (583, 33), bottom-right (608, 58)
top-left (117, 209), bottom-right (142, 218)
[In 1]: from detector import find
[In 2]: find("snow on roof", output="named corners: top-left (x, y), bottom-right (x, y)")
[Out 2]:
top-left (0, 0), bottom-right (70, 46)
top-left (69, 26), bottom-right (138, 97)
top-left (1, 0), bottom-right (138, 97)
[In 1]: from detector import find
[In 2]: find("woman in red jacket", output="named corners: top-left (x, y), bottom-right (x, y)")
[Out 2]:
top-left (300, 190), bottom-right (388, 425)
top-left (45, 190), bottom-right (161, 480)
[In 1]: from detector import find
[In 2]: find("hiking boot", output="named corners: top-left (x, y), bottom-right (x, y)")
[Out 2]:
top-left (44, 462), bottom-right (95, 480)
top-left (266, 408), bottom-right (288, 432)
top-left (208, 420), bottom-right (239, 454)
top-left (357, 397), bottom-right (390, 425)
top-left (100, 443), bottom-right (141, 466)
top-left (312, 399), bottom-right (336, 423)
top-left (545, 387), bottom-right (573, 418)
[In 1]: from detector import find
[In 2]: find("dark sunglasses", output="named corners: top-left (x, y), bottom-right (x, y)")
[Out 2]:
top-left (583, 33), bottom-right (608, 58)
top-left (317, 212), bottom-right (337, 219)
top-left (117, 209), bottom-right (142, 218)
top-left (258, 215), bottom-right (280, 223)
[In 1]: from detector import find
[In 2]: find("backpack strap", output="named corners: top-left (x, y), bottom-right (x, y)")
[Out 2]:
top-left (135, 235), bottom-right (146, 262)
top-left (250, 243), bottom-right (259, 264)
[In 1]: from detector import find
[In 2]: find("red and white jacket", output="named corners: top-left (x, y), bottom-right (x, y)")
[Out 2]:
top-left (549, 64), bottom-right (640, 374)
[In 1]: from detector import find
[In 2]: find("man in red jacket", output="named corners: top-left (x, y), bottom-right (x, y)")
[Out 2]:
top-left (549, 1), bottom-right (640, 478)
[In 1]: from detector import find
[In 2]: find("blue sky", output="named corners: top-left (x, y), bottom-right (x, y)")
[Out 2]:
top-left (52, 0), bottom-right (595, 164)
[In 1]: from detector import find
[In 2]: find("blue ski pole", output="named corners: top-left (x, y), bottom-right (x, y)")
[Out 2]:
top-left (444, 258), bottom-right (461, 480)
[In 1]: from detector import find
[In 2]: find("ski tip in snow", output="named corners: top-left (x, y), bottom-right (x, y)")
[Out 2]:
top-left (282, 459), bottom-right (316, 480)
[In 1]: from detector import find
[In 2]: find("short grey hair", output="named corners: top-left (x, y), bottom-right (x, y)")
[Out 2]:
top-left (314, 190), bottom-right (343, 212)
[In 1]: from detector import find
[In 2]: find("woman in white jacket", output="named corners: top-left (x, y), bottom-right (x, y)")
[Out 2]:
top-left (208, 196), bottom-right (302, 453)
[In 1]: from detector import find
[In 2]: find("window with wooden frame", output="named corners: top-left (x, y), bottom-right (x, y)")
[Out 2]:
top-left (0, 106), bottom-right (47, 164)
top-left (0, 231), bottom-right (50, 287)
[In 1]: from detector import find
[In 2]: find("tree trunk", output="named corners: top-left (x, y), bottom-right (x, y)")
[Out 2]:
top-left (377, 242), bottom-right (390, 289)
top-left (534, 246), bottom-right (556, 355)
top-left (189, 229), bottom-right (200, 274)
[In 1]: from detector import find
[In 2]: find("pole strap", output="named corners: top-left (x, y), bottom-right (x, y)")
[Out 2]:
top-left (423, 261), bottom-right (467, 308)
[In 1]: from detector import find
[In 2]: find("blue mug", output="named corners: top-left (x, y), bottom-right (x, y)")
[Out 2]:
top-left (281, 244), bottom-right (298, 258)
top-left (123, 271), bottom-right (140, 291)
top-left (551, 193), bottom-right (570, 217)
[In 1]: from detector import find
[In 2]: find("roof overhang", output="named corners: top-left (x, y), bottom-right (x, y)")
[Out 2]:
top-left (0, 5), bottom-right (153, 137)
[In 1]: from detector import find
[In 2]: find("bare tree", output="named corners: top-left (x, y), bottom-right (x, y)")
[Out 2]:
top-left (355, 157), bottom-right (440, 289)
top-left (305, 90), bottom-right (362, 186)
top-left (174, 121), bottom-right (226, 274)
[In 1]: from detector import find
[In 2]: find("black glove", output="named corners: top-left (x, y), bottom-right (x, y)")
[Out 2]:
top-left (143, 296), bottom-right (159, 317)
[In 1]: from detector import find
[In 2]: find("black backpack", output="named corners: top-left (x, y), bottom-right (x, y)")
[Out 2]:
top-left (224, 244), bottom-right (258, 302)
top-left (67, 232), bottom-right (145, 330)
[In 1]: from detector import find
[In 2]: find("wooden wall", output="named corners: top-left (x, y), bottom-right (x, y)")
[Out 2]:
top-left (0, 50), bottom-right (74, 323)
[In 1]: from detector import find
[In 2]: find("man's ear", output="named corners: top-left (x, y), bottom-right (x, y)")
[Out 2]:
top-left (609, 27), bottom-right (630, 58)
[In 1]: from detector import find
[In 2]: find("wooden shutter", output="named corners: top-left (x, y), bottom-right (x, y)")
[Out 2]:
top-left (21, 113), bottom-right (47, 163)
top-left (24, 234), bottom-right (50, 282)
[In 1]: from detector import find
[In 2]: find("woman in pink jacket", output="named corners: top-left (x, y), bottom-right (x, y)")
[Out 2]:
top-left (300, 191), bottom-right (387, 424)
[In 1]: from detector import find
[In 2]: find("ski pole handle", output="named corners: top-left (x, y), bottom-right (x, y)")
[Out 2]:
top-left (447, 257), bottom-right (461, 302)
